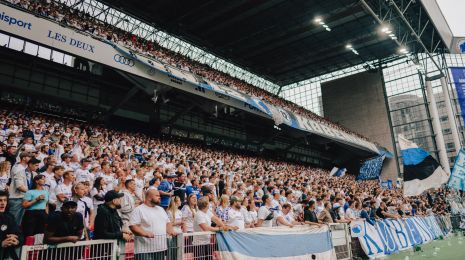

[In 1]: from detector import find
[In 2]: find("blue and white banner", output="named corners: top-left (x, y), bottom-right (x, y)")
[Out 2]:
top-left (217, 226), bottom-right (336, 260)
top-left (450, 67), bottom-right (465, 124)
top-left (357, 155), bottom-right (385, 181)
top-left (448, 149), bottom-right (465, 190)
top-left (356, 215), bottom-right (452, 258)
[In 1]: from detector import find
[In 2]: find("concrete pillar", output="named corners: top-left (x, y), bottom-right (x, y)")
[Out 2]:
top-left (425, 80), bottom-right (451, 173)
top-left (440, 76), bottom-right (462, 153)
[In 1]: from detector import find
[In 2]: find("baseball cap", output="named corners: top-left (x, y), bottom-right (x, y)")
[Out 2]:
top-left (27, 157), bottom-right (41, 165)
top-left (165, 173), bottom-right (177, 178)
top-left (19, 151), bottom-right (33, 159)
top-left (104, 190), bottom-right (124, 202)
top-left (62, 199), bottom-right (77, 208)
top-left (230, 196), bottom-right (242, 203)
top-left (333, 203), bottom-right (341, 209)
top-left (262, 194), bottom-right (270, 201)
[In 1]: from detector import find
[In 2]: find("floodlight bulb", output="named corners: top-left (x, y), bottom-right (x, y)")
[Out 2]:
top-left (346, 44), bottom-right (353, 49)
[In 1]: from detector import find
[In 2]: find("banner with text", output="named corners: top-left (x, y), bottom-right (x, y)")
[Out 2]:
top-left (357, 155), bottom-right (385, 181)
top-left (354, 215), bottom-right (452, 258)
top-left (450, 67), bottom-right (465, 124)
top-left (0, 3), bottom-right (380, 153)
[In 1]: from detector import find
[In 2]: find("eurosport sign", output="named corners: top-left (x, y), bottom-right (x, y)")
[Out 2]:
top-left (351, 215), bottom-right (452, 258)
top-left (0, 3), bottom-right (379, 154)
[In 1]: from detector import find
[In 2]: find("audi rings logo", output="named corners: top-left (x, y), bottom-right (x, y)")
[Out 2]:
top-left (113, 54), bottom-right (135, 67)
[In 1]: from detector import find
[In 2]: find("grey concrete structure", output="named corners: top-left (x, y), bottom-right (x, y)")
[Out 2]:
top-left (321, 70), bottom-right (398, 181)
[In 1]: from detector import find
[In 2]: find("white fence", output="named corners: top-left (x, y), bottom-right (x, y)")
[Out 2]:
top-left (19, 224), bottom-right (351, 260)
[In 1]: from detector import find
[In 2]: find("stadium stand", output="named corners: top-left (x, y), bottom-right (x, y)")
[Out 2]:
top-left (2, 0), bottom-right (377, 144)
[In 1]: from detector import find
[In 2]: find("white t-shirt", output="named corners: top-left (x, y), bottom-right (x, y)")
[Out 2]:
top-left (55, 183), bottom-right (72, 210)
top-left (168, 209), bottom-right (183, 234)
top-left (258, 206), bottom-right (274, 227)
top-left (193, 210), bottom-right (213, 245)
top-left (129, 204), bottom-right (170, 254)
top-left (276, 212), bottom-right (294, 227)
top-left (101, 174), bottom-right (116, 191)
top-left (181, 205), bottom-right (196, 233)
top-left (227, 208), bottom-right (245, 230)
top-left (345, 208), bottom-right (356, 219)
top-left (76, 196), bottom-right (93, 228)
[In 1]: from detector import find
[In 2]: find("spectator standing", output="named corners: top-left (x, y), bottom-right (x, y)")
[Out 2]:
top-left (9, 154), bottom-right (36, 225)
top-left (55, 170), bottom-right (75, 210)
top-left (173, 172), bottom-right (186, 204)
top-left (0, 161), bottom-right (10, 191)
top-left (21, 175), bottom-right (48, 236)
top-left (91, 177), bottom-right (107, 210)
top-left (94, 190), bottom-right (131, 241)
top-left (119, 179), bottom-right (137, 230)
top-left (72, 182), bottom-right (94, 238)
top-left (0, 190), bottom-right (21, 260)
top-left (158, 173), bottom-right (175, 209)
top-left (166, 196), bottom-right (183, 235)
top-left (129, 189), bottom-right (176, 259)
top-left (226, 196), bottom-right (245, 230)
top-left (181, 194), bottom-right (198, 233)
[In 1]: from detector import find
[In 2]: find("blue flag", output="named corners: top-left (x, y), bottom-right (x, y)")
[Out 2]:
top-left (448, 149), bottom-right (465, 191)
top-left (357, 155), bottom-right (385, 181)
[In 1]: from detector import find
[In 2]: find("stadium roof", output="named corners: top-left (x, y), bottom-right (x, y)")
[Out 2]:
top-left (95, 0), bottom-right (445, 87)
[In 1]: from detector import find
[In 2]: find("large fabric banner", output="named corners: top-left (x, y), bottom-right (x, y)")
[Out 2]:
top-left (216, 226), bottom-right (336, 259)
top-left (357, 155), bottom-right (385, 181)
top-left (450, 67), bottom-right (465, 123)
top-left (0, 3), bottom-right (380, 154)
top-left (354, 215), bottom-right (452, 258)
top-left (448, 149), bottom-right (465, 190)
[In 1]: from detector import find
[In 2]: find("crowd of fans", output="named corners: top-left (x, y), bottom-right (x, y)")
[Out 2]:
top-left (0, 107), bottom-right (451, 258)
top-left (4, 0), bottom-right (378, 145)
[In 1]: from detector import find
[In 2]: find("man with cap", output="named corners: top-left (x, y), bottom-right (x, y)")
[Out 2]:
top-left (44, 199), bottom-right (84, 244)
top-left (94, 190), bottom-right (132, 242)
top-left (9, 154), bottom-right (38, 225)
top-left (158, 173), bottom-right (176, 209)
top-left (256, 194), bottom-right (276, 228)
top-left (225, 196), bottom-right (244, 230)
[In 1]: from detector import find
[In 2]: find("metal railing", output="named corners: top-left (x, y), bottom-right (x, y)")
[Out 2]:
top-left (20, 224), bottom-right (351, 260)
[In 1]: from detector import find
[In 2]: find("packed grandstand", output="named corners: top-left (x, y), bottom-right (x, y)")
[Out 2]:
top-left (0, 0), bottom-right (462, 260)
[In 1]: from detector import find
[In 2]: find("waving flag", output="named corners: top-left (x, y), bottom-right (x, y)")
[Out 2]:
top-left (357, 155), bottom-right (385, 181)
top-left (399, 135), bottom-right (450, 196)
top-left (330, 167), bottom-right (346, 177)
top-left (448, 149), bottom-right (465, 191)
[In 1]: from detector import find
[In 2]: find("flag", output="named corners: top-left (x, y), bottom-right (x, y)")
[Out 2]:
top-left (357, 155), bottom-right (385, 180)
top-left (399, 135), bottom-right (450, 196)
top-left (448, 149), bottom-right (465, 191)
top-left (330, 167), bottom-right (346, 177)
top-left (217, 226), bottom-right (336, 259)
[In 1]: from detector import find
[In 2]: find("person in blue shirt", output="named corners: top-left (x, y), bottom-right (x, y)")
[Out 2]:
top-left (186, 178), bottom-right (201, 200)
top-left (22, 174), bottom-right (49, 236)
top-left (360, 202), bottom-right (375, 225)
top-left (158, 173), bottom-right (175, 209)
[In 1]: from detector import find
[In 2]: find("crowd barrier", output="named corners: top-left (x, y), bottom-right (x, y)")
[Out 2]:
top-left (18, 224), bottom-right (351, 260)
top-left (349, 214), bottom-right (453, 259)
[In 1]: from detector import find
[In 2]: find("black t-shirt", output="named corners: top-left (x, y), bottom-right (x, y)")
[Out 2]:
top-left (304, 209), bottom-right (318, 223)
top-left (0, 212), bottom-right (22, 259)
top-left (173, 181), bottom-right (186, 203)
top-left (46, 212), bottom-right (84, 239)
top-left (376, 207), bottom-right (386, 219)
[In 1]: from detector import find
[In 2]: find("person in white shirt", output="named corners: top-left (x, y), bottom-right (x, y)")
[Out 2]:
top-left (345, 200), bottom-right (357, 220)
top-left (100, 162), bottom-right (115, 191)
top-left (275, 203), bottom-right (300, 227)
top-left (119, 179), bottom-right (137, 231)
top-left (129, 189), bottom-right (176, 258)
top-left (75, 158), bottom-right (93, 185)
top-left (166, 196), bottom-right (183, 235)
top-left (257, 195), bottom-right (277, 228)
top-left (55, 170), bottom-right (75, 210)
top-left (226, 196), bottom-right (245, 230)
top-left (73, 182), bottom-right (94, 238)
top-left (193, 197), bottom-right (230, 257)
top-left (181, 194), bottom-right (198, 233)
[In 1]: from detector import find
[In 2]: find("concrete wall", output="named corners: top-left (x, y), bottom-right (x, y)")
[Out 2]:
top-left (321, 70), bottom-right (398, 181)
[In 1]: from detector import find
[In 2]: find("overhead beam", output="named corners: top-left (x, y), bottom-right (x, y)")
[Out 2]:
top-left (164, 103), bottom-right (196, 126)
top-left (105, 86), bottom-right (139, 116)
